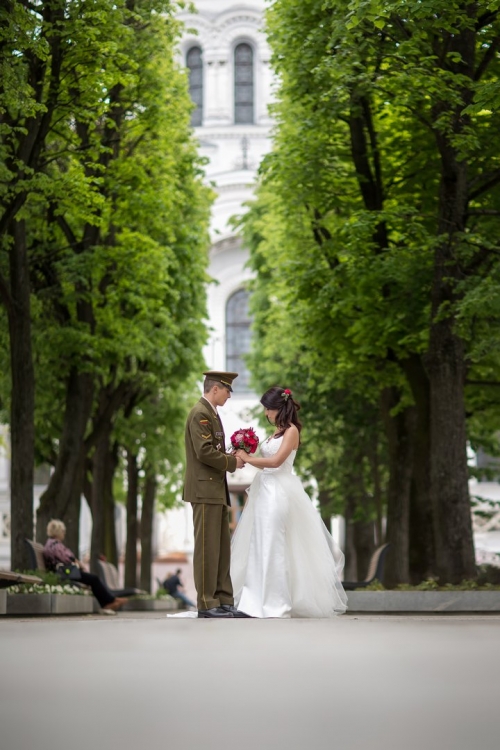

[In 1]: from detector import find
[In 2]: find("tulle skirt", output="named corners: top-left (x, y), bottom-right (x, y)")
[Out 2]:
top-left (230, 469), bottom-right (348, 618)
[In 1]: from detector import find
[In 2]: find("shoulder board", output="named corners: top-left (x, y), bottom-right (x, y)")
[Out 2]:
top-left (199, 419), bottom-right (209, 424)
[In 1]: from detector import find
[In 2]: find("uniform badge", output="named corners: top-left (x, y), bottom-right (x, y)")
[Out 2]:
top-left (200, 419), bottom-right (209, 424)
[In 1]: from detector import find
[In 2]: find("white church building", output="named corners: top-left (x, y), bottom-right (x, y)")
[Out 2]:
top-left (156, 0), bottom-right (274, 555)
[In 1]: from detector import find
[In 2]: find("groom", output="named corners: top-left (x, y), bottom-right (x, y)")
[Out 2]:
top-left (184, 370), bottom-right (249, 618)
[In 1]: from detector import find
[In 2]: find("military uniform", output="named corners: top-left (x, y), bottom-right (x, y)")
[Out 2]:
top-left (184, 373), bottom-right (238, 611)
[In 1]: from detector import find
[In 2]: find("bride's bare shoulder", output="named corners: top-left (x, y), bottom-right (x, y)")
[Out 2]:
top-left (284, 424), bottom-right (299, 447)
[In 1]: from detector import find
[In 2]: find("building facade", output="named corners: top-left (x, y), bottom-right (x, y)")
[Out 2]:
top-left (155, 1), bottom-right (274, 554)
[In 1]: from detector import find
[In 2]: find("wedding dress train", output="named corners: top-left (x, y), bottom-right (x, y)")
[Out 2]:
top-left (230, 436), bottom-right (348, 618)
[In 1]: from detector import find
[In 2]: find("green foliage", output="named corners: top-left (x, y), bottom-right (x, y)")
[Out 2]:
top-left (239, 0), bottom-right (500, 541)
top-left (16, 569), bottom-right (61, 586)
top-left (359, 579), bottom-right (385, 591)
top-left (0, 2), bottom-right (212, 538)
top-left (370, 578), bottom-right (500, 590)
top-left (413, 578), bottom-right (440, 591)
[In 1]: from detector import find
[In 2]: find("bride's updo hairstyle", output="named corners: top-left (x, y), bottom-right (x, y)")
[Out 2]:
top-left (260, 386), bottom-right (302, 440)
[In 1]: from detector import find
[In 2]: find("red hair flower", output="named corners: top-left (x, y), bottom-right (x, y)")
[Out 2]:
top-left (282, 389), bottom-right (292, 401)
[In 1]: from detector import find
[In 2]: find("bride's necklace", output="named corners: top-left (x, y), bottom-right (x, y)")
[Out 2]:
top-left (268, 431), bottom-right (281, 441)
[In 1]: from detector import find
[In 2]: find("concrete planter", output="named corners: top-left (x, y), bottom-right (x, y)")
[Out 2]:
top-left (122, 597), bottom-right (178, 612)
top-left (51, 594), bottom-right (93, 615)
top-left (346, 590), bottom-right (500, 613)
top-left (151, 598), bottom-right (179, 612)
top-left (6, 593), bottom-right (52, 615)
top-left (3, 592), bottom-right (94, 616)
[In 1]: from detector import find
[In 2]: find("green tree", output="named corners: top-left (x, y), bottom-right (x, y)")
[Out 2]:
top-left (31, 0), bottom-right (211, 567)
top-left (0, 0), bottom-right (128, 568)
top-left (241, 0), bottom-right (500, 583)
top-left (1, 1), bottom-right (211, 568)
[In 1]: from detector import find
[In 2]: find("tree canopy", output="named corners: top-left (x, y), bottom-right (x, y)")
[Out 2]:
top-left (1, 0), bottom-right (212, 573)
top-left (240, 0), bottom-right (500, 583)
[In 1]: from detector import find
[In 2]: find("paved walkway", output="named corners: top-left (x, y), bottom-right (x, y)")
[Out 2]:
top-left (1, 614), bottom-right (498, 750)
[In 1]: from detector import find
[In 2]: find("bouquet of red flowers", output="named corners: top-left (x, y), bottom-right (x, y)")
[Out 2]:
top-left (230, 427), bottom-right (259, 454)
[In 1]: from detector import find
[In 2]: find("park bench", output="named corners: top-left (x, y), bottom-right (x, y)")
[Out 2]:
top-left (96, 559), bottom-right (147, 597)
top-left (24, 538), bottom-right (87, 590)
top-left (342, 543), bottom-right (391, 591)
top-left (25, 539), bottom-right (144, 597)
top-left (0, 570), bottom-right (43, 589)
top-left (24, 539), bottom-right (47, 572)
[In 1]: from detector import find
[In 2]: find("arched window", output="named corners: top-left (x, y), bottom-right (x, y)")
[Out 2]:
top-left (234, 43), bottom-right (254, 124)
top-left (186, 46), bottom-right (203, 126)
top-left (226, 288), bottom-right (252, 391)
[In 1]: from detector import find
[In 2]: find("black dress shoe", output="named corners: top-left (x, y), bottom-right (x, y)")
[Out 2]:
top-left (198, 607), bottom-right (234, 618)
top-left (221, 604), bottom-right (253, 618)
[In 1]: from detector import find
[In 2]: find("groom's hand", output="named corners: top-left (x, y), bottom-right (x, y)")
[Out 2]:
top-left (235, 456), bottom-right (245, 469)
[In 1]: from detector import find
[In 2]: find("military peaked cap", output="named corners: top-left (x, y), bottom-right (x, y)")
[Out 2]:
top-left (203, 370), bottom-right (238, 392)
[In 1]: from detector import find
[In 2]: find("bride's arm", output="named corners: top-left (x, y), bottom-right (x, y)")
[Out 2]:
top-left (237, 425), bottom-right (299, 469)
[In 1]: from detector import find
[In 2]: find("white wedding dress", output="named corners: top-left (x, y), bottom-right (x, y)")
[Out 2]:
top-left (230, 436), bottom-right (348, 618)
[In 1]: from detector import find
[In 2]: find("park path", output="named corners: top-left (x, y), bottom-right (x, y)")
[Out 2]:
top-left (0, 614), bottom-right (498, 750)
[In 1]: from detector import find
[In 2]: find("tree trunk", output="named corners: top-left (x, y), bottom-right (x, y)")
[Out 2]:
top-left (103, 441), bottom-right (119, 567)
top-left (140, 469), bottom-right (157, 593)
top-left (400, 354), bottom-right (435, 583)
top-left (317, 488), bottom-right (333, 531)
top-left (382, 388), bottom-right (415, 587)
top-left (90, 424), bottom-right (113, 574)
top-left (343, 492), bottom-right (357, 582)
top-left (36, 367), bottom-right (94, 546)
top-left (62, 466), bottom-right (83, 557)
top-left (426, 319), bottom-right (475, 582)
top-left (367, 437), bottom-right (384, 546)
top-left (353, 520), bottom-right (376, 581)
top-left (125, 450), bottom-right (139, 588)
top-left (425, 31), bottom-right (477, 581)
top-left (342, 459), bottom-right (373, 582)
top-left (8, 219), bottom-right (35, 570)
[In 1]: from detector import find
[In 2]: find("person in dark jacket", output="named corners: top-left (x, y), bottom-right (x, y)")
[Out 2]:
top-left (163, 568), bottom-right (196, 609)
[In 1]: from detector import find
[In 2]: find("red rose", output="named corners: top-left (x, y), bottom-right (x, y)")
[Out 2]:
top-left (230, 427), bottom-right (260, 454)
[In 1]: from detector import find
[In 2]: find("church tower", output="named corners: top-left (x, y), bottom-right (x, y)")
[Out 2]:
top-left (178, 1), bottom-right (274, 513)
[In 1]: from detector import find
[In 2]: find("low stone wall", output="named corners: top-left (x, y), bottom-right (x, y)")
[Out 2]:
top-left (0, 589), bottom-right (6, 615)
top-left (346, 591), bottom-right (500, 613)
top-left (121, 597), bottom-right (178, 612)
top-left (3, 593), bottom-right (93, 616)
top-left (51, 594), bottom-right (94, 615)
top-left (5, 593), bottom-right (52, 615)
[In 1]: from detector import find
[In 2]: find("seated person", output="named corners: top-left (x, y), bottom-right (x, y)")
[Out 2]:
top-left (43, 519), bottom-right (126, 613)
top-left (163, 568), bottom-right (195, 609)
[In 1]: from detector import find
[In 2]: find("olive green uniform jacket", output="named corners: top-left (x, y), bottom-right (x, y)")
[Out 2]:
top-left (184, 398), bottom-right (237, 610)
top-left (183, 398), bottom-right (237, 505)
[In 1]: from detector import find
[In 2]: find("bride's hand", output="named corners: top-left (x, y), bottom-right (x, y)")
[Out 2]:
top-left (235, 449), bottom-right (249, 462)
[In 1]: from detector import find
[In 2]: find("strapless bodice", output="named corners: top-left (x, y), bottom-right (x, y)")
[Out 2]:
top-left (260, 435), bottom-right (296, 473)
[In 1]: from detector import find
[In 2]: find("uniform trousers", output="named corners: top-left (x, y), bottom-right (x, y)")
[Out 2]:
top-left (191, 502), bottom-right (234, 611)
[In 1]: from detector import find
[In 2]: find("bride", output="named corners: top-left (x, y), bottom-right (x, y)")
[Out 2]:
top-left (231, 386), bottom-right (348, 618)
